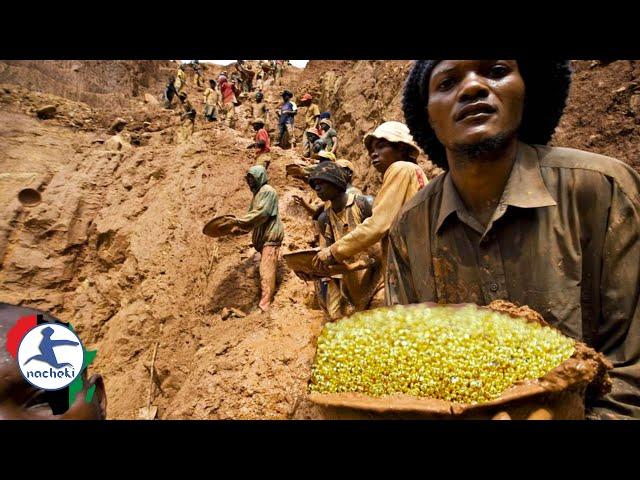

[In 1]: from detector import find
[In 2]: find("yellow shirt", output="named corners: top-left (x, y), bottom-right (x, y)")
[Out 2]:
top-left (305, 103), bottom-right (320, 130)
top-left (174, 69), bottom-right (186, 90)
top-left (330, 161), bottom-right (428, 264)
top-left (204, 87), bottom-right (220, 106)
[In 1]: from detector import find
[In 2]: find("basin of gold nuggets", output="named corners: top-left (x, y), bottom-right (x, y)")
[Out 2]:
top-left (308, 301), bottom-right (612, 419)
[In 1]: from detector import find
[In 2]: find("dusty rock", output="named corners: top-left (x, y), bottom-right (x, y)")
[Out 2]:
top-left (144, 93), bottom-right (159, 105)
top-left (36, 104), bottom-right (57, 119)
top-left (109, 117), bottom-right (128, 133)
top-left (104, 134), bottom-right (131, 151)
top-left (630, 94), bottom-right (640, 114)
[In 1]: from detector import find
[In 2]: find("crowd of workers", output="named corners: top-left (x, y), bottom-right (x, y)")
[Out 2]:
top-left (212, 59), bottom-right (640, 420)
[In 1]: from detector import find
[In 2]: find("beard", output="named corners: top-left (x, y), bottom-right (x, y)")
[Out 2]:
top-left (451, 130), bottom-right (515, 160)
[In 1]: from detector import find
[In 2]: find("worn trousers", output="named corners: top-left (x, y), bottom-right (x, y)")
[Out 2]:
top-left (278, 123), bottom-right (295, 147)
top-left (259, 245), bottom-right (280, 311)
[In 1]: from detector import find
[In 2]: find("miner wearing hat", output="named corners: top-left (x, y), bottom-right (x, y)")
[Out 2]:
top-left (174, 63), bottom-right (187, 94)
top-left (233, 166), bottom-right (284, 312)
top-left (293, 157), bottom-right (362, 220)
top-left (293, 149), bottom-right (342, 217)
top-left (319, 118), bottom-right (339, 155)
top-left (218, 74), bottom-right (240, 128)
top-left (247, 119), bottom-right (271, 169)
top-left (251, 91), bottom-right (269, 128)
top-left (275, 90), bottom-right (297, 148)
top-left (312, 121), bottom-right (428, 275)
top-left (203, 79), bottom-right (220, 122)
top-left (336, 159), bottom-right (362, 196)
top-left (177, 92), bottom-right (196, 142)
top-left (303, 128), bottom-right (322, 158)
top-left (300, 93), bottom-right (321, 157)
top-left (387, 60), bottom-right (640, 419)
top-left (236, 60), bottom-right (256, 93)
top-left (301, 163), bottom-right (382, 320)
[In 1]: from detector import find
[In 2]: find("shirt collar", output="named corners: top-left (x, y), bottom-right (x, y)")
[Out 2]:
top-left (435, 141), bottom-right (557, 234)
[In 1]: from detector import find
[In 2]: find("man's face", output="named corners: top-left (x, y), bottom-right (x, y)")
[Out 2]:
top-left (253, 123), bottom-right (261, 132)
top-left (313, 179), bottom-right (342, 202)
top-left (246, 175), bottom-right (258, 191)
top-left (320, 124), bottom-right (329, 133)
top-left (368, 138), bottom-right (404, 174)
top-left (427, 60), bottom-right (525, 151)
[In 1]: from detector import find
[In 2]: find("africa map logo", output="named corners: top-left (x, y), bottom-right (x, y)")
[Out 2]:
top-left (5, 313), bottom-right (98, 408)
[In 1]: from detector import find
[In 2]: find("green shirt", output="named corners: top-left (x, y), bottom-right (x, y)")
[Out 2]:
top-left (235, 166), bottom-right (284, 252)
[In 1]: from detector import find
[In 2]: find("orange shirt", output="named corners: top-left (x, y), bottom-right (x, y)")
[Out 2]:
top-left (255, 128), bottom-right (270, 154)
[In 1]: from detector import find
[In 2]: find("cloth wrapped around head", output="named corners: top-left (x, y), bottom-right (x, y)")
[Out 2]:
top-left (308, 161), bottom-right (348, 192)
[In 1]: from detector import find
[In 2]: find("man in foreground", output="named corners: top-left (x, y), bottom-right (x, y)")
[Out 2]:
top-left (391, 60), bottom-right (640, 419)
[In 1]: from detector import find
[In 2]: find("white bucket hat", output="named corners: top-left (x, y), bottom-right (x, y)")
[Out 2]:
top-left (363, 121), bottom-right (421, 159)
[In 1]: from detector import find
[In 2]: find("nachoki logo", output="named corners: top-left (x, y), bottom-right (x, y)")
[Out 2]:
top-left (17, 320), bottom-right (85, 391)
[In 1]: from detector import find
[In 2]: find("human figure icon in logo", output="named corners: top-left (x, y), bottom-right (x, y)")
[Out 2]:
top-left (23, 326), bottom-right (79, 369)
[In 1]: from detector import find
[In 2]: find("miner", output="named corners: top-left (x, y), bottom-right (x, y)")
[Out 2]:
top-left (389, 59), bottom-right (640, 419)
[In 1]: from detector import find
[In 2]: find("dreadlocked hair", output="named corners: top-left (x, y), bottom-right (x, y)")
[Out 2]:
top-left (402, 60), bottom-right (573, 169)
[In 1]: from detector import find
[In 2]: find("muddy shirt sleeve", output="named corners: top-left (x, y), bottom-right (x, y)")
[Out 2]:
top-left (235, 189), bottom-right (276, 231)
top-left (385, 213), bottom-right (421, 306)
top-left (330, 163), bottom-right (414, 261)
top-left (589, 179), bottom-right (640, 419)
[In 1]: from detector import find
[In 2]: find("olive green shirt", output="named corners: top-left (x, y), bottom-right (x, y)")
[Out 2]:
top-left (235, 166), bottom-right (284, 252)
top-left (386, 141), bottom-right (640, 419)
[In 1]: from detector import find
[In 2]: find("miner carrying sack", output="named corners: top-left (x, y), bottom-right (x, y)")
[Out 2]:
top-left (388, 59), bottom-right (640, 419)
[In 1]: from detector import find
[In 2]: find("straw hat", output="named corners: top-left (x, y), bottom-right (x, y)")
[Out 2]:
top-left (315, 150), bottom-right (337, 162)
top-left (336, 159), bottom-right (355, 172)
top-left (363, 121), bottom-right (421, 159)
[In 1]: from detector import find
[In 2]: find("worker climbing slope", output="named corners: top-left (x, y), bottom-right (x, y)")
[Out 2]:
top-left (177, 92), bottom-right (196, 142)
top-left (275, 90), bottom-right (297, 148)
top-left (233, 166), bottom-right (284, 312)
top-left (247, 120), bottom-right (271, 169)
top-left (218, 74), bottom-right (240, 128)
top-left (203, 79), bottom-right (220, 122)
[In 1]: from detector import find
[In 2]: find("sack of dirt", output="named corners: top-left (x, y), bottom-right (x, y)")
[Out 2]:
top-left (308, 301), bottom-right (612, 419)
